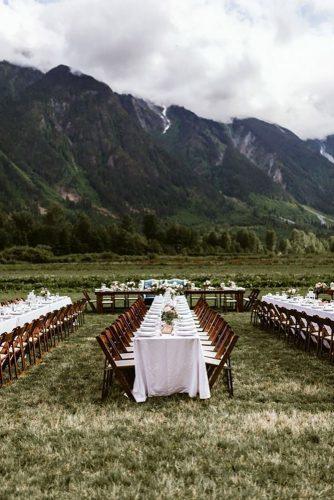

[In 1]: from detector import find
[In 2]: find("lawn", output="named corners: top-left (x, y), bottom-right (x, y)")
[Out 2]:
top-left (1, 259), bottom-right (334, 498)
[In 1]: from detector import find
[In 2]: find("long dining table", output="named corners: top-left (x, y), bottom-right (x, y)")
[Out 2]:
top-left (132, 294), bottom-right (211, 402)
top-left (95, 287), bottom-right (245, 313)
top-left (0, 296), bottom-right (72, 335)
top-left (262, 295), bottom-right (334, 321)
top-left (184, 288), bottom-right (245, 311)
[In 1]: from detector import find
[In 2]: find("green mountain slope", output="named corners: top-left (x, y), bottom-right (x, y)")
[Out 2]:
top-left (0, 60), bottom-right (333, 232)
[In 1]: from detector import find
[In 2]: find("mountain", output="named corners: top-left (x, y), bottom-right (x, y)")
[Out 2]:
top-left (0, 60), bottom-right (333, 231)
top-left (306, 135), bottom-right (334, 165)
top-left (0, 60), bottom-right (42, 100)
top-left (228, 118), bottom-right (334, 215)
top-left (0, 63), bottom-right (194, 217)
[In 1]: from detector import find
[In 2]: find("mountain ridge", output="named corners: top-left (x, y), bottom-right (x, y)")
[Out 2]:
top-left (0, 60), bottom-right (333, 232)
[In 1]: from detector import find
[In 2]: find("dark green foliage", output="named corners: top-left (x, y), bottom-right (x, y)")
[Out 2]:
top-left (329, 236), bottom-right (334, 252)
top-left (265, 229), bottom-right (277, 252)
top-left (0, 245), bottom-right (54, 263)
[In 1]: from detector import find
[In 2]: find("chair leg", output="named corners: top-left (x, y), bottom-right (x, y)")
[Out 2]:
top-left (12, 352), bottom-right (19, 379)
top-left (225, 358), bottom-right (234, 397)
top-left (101, 361), bottom-right (113, 400)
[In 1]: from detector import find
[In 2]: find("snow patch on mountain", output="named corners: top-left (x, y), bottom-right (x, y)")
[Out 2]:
top-left (161, 106), bottom-right (171, 134)
top-left (319, 144), bottom-right (334, 164)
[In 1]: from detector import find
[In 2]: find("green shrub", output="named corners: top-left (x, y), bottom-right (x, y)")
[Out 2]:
top-left (0, 246), bottom-right (54, 263)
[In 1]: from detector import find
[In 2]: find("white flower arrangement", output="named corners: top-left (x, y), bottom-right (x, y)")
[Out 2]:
top-left (126, 281), bottom-right (136, 289)
top-left (286, 288), bottom-right (297, 296)
top-left (40, 287), bottom-right (50, 298)
top-left (314, 282), bottom-right (328, 290)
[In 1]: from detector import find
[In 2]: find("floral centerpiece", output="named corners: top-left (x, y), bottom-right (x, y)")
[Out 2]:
top-left (162, 308), bottom-right (178, 325)
top-left (314, 282), bottom-right (328, 293)
top-left (203, 279), bottom-right (216, 290)
top-left (162, 307), bottom-right (178, 333)
top-left (286, 288), bottom-right (297, 298)
top-left (187, 281), bottom-right (199, 290)
top-left (40, 287), bottom-right (50, 298)
top-left (107, 281), bottom-right (138, 291)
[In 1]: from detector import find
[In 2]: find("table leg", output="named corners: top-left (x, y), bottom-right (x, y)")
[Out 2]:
top-left (96, 294), bottom-right (103, 314)
top-left (236, 292), bottom-right (244, 312)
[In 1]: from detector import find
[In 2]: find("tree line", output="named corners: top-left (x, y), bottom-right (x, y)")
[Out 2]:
top-left (0, 207), bottom-right (333, 257)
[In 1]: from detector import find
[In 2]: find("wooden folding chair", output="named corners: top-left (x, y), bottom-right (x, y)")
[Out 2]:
top-left (3, 330), bottom-right (21, 381)
top-left (96, 333), bottom-right (135, 401)
top-left (0, 332), bottom-right (10, 386)
top-left (83, 290), bottom-right (97, 313)
top-left (244, 289), bottom-right (260, 312)
top-left (204, 329), bottom-right (239, 397)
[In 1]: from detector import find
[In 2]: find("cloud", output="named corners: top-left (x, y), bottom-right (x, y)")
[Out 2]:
top-left (1, 0), bottom-right (334, 138)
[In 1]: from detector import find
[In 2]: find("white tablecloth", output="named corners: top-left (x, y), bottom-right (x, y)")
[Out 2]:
top-left (132, 335), bottom-right (210, 402)
top-left (0, 297), bottom-right (72, 335)
top-left (262, 296), bottom-right (334, 321)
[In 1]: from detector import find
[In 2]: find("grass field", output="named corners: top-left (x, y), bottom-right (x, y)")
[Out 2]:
top-left (1, 258), bottom-right (334, 498)
top-left (1, 254), bottom-right (334, 294)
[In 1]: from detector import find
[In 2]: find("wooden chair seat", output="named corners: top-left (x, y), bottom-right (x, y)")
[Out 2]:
top-left (201, 345), bottom-right (215, 351)
top-left (115, 359), bottom-right (135, 368)
top-left (203, 351), bottom-right (220, 359)
top-left (120, 352), bottom-right (135, 360)
top-left (9, 347), bottom-right (21, 353)
top-left (204, 357), bottom-right (220, 365)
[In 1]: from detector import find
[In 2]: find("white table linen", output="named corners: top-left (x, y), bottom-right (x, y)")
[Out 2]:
top-left (0, 297), bottom-right (72, 335)
top-left (132, 294), bottom-right (210, 402)
top-left (262, 295), bottom-right (334, 321)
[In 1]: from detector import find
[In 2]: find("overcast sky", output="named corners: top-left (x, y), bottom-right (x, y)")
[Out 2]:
top-left (1, 0), bottom-right (334, 139)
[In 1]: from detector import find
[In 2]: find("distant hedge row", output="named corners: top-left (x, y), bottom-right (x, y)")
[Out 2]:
top-left (0, 272), bottom-right (331, 292)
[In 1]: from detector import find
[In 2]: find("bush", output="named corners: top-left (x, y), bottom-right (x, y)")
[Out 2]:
top-left (0, 246), bottom-right (54, 263)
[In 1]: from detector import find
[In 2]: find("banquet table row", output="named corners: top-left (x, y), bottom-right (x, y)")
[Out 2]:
top-left (132, 295), bottom-right (211, 402)
top-left (262, 295), bottom-right (334, 321)
top-left (0, 296), bottom-right (73, 335)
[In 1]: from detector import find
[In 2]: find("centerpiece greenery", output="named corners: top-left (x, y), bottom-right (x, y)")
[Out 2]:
top-left (162, 309), bottom-right (178, 325)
